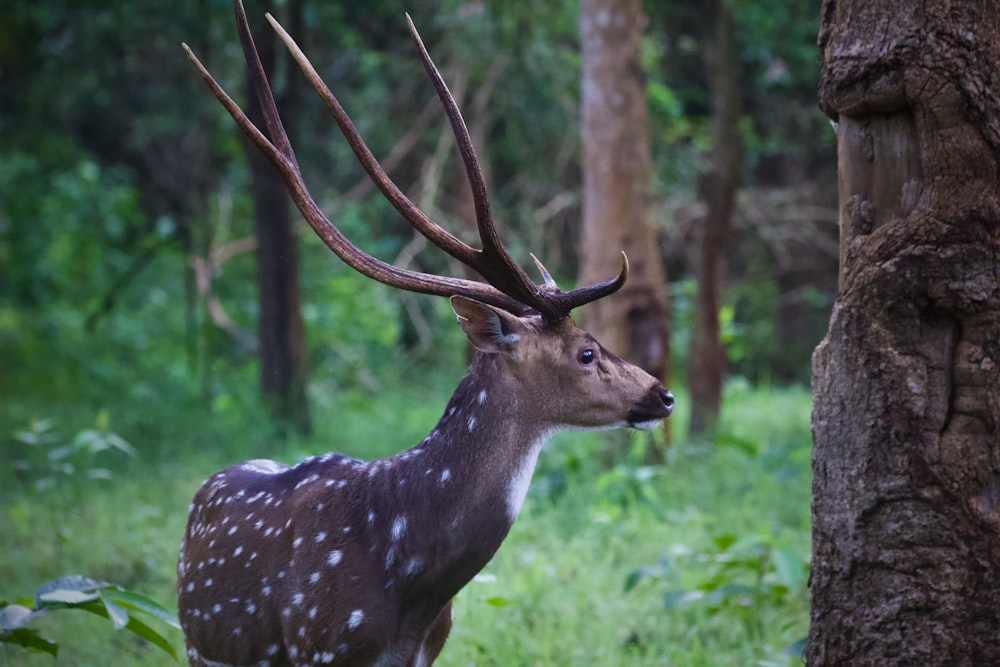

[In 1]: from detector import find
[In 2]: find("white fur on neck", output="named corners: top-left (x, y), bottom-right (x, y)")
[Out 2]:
top-left (506, 430), bottom-right (556, 521)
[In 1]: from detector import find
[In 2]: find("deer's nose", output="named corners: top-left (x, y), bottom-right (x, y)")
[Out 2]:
top-left (659, 389), bottom-right (675, 415)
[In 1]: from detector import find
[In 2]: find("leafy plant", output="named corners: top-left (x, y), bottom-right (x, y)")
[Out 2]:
top-left (11, 413), bottom-right (136, 491)
top-left (0, 575), bottom-right (180, 660)
top-left (626, 528), bottom-right (808, 658)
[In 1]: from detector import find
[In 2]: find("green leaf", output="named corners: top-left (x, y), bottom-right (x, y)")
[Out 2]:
top-left (103, 432), bottom-right (136, 456)
top-left (484, 596), bottom-right (510, 608)
top-left (104, 590), bottom-right (181, 630)
top-left (711, 533), bottom-right (738, 551)
top-left (623, 558), bottom-right (671, 593)
top-left (781, 637), bottom-right (808, 657)
top-left (663, 589), bottom-right (703, 609)
top-left (100, 593), bottom-right (129, 630)
top-left (0, 604), bottom-right (36, 630)
top-left (708, 583), bottom-right (754, 605)
top-left (122, 611), bottom-right (179, 660)
top-left (772, 547), bottom-right (806, 592)
top-left (35, 576), bottom-right (108, 606)
top-left (623, 569), bottom-right (645, 593)
top-left (714, 431), bottom-right (759, 456)
top-left (68, 596), bottom-right (177, 657)
top-left (0, 627), bottom-right (58, 657)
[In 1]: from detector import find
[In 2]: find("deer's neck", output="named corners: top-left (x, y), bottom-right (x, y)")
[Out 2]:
top-left (417, 351), bottom-right (550, 518)
top-left (357, 352), bottom-right (551, 607)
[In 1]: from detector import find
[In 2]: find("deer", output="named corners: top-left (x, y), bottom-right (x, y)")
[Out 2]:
top-left (177, 2), bottom-right (674, 666)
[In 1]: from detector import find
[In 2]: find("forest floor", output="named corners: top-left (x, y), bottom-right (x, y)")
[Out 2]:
top-left (1, 378), bottom-right (810, 667)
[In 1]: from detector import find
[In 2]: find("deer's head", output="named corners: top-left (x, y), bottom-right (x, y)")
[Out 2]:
top-left (452, 296), bottom-right (673, 431)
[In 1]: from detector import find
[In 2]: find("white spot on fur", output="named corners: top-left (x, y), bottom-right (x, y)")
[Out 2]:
top-left (347, 609), bottom-right (364, 630)
top-left (477, 389), bottom-right (487, 405)
top-left (403, 556), bottom-right (423, 577)
top-left (390, 516), bottom-right (407, 541)
top-left (467, 416), bottom-right (476, 432)
top-left (315, 531), bottom-right (327, 543)
top-left (242, 459), bottom-right (288, 475)
top-left (327, 550), bottom-right (342, 567)
top-left (440, 469), bottom-right (451, 484)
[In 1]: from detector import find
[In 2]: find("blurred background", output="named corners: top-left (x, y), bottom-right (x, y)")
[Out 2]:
top-left (1, 0), bottom-right (834, 664)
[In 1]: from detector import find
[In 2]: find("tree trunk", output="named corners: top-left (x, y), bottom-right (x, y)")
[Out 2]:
top-left (244, 1), bottom-right (311, 436)
top-left (688, 0), bottom-right (742, 437)
top-left (810, 1), bottom-right (1000, 664)
top-left (579, 0), bottom-right (671, 449)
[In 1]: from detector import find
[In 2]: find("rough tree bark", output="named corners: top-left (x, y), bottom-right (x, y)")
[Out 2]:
top-left (579, 0), bottom-right (671, 443)
top-left (244, 1), bottom-right (311, 436)
top-left (810, 1), bottom-right (1000, 664)
top-left (688, 0), bottom-right (743, 436)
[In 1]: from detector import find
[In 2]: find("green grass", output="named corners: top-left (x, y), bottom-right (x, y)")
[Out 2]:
top-left (1, 378), bottom-right (811, 666)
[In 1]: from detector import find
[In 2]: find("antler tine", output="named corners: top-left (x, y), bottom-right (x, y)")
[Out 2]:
top-left (550, 251), bottom-right (629, 312)
top-left (404, 14), bottom-right (557, 315)
top-left (182, 5), bottom-right (529, 316)
top-left (234, 0), bottom-right (295, 166)
top-left (264, 13), bottom-right (479, 268)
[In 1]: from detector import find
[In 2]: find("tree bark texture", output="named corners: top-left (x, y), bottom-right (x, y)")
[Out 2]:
top-left (245, 2), bottom-right (311, 436)
top-left (810, 1), bottom-right (1000, 664)
top-left (688, 0), bottom-right (743, 436)
top-left (579, 0), bottom-right (671, 390)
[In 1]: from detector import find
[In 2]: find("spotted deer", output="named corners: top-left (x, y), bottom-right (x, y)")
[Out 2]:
top-left (177, 2), bottom-right (674, 666)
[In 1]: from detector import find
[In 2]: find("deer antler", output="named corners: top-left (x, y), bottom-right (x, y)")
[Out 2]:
top-left (182, 0), bottom-right (627, 320)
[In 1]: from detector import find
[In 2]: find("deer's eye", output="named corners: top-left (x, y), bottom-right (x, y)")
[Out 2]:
top-left (578, 348), bottom-right (596, 365)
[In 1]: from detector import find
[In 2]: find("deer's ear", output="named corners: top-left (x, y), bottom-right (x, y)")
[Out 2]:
top-left (450, 296), bottom-right (526, 355)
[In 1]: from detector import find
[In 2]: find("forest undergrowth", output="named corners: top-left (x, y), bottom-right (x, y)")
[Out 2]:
top-left (1, 370), bottom-right (810, 667)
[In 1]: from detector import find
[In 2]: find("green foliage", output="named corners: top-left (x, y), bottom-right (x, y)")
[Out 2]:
top-left (632, 528), bottom-right (808, 641)
top-left (11, 413), bottom-right (136, 492)
top-left (0, 1), bottom-right (824, 664)
top-left (0, 576), bottom-right (180, 660)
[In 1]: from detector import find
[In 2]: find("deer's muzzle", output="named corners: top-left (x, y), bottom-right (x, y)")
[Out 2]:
top-left (626, 386), bottom-right (674, 429)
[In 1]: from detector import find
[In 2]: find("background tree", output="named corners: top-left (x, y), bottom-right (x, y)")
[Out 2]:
top-left (243, 0), bottom-right (310, 435)
top-left (578, 0), bottom-right (671, 445)
top-left (687, 0), bottom-right (743, 436)
top-left (810, 0), bottom-right (1000, 663)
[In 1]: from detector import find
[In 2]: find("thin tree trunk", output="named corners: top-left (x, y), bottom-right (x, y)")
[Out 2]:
top-left (244, 1), bottom-right (310, 436)
top-left (688, 0), bottom-right (742, 437)
top-left (579, 0), bottom-right (671, 451)
top-left (810, 1), bottom-right (1000, 663)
